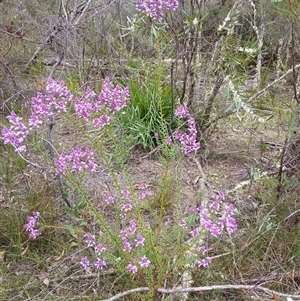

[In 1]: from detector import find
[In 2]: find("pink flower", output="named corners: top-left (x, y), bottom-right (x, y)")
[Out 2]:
top-left (80, 257), bottom-right (90, 269)
top-left (95, 258), bottom-right (106, 270)
top-left (127, 264), bottom-right (138, 274)
top-left (179, 219), bottom-right (187, 229)
top-left (122, 188), bottom-right (131, 200)
top-left (209, 200), bottom-right (220, 212)
top-left (135, 233), bottom-right (145, 247)
top-left (119, 230), bottom-right (128, 240)
top-left (123, 240), bottom-right (132, 252)
top-left (198, 245), bottom-right (207, 255)
top-left (29, 229), bottom-right (41, 239)
top-left (104, 192), bottom-right (115, 204)
top-left (95, 243), bottom-right (106, 254)
top-left (190, 227), bottom-right (200, 237)
top-left (1, 112), bottom-right (29, 153)
top-left (85, 233), bottom-right (96, 247)
top-left (121, 203), bottom-right (133, 212)
top-left (24, 211), bottom-right (41, 239)
top-left (139, 186), bottom-right (152, 200)
top-left (128, 219), bottom-right (137, 235)
top-left (196, 257), bottom-right (212, 268)
top-left (175, 105), bottom-right (189, 118)
top-left (139, 255), bottom-right (151, 268)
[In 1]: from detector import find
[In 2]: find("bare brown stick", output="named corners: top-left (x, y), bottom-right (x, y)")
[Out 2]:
top-left (99, 284), bottom-right (300, 301)
top-left (100, 287), bottom-right (150, 301)
top-left (201, 76), bottom-right (224, 130)
top-left (248, 63), bottom-right (300, 103)
top-left (24, 0), bottom-right (93, 72)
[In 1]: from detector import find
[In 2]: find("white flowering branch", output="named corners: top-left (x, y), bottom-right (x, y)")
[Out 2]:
top-left (99, 284), bottom-right (300, 301)
top-left (225, 75), bottom-right (265, 123)
top-left (248, 0), bottom-right (265, 89)
top-left (217, 1), bottom-right (240, 34)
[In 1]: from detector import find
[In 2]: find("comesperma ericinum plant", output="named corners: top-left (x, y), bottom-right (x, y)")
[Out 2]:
top-left (0, 1), bottom-right (238, 299)
top-left (1, 76), bottom-right (238, 298)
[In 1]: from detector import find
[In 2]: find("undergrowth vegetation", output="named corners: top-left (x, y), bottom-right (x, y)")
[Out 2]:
top-left (119, 67), bottom-right (176, 150)
top-left (1, 0), bottom-right (300, 300)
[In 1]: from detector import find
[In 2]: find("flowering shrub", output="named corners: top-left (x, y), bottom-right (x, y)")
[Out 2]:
top-left (0, 3), bottom-right (238, 296)
top-left (1, 77), bottom-right (129, 155)
top-left (0, 77), bottom-right (239, 301)
top-left (1, 77), bottom-right (236, 276)
top-left (77, 184), bottom-right (237, 278)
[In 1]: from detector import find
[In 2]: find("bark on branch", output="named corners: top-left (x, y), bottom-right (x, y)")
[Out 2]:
top-left (99, 284), bottom-right (300, 301)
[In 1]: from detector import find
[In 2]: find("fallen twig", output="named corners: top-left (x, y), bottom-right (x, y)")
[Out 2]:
top-left (99, 284), bottom-right (300, 301)
top-left (248, 64), bottom-right (300, 103)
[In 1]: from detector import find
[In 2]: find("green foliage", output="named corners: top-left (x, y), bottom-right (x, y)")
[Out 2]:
top-left (238, 176), bottom-right (299, 276)
top-left (118, 68), bottom-right (177, 150)
top-left (66, 71), bottom-right (84, 94)
top-left (0, 185), bottom-right (61, 260)
top-left (0, 207), bottom-right (28, 258)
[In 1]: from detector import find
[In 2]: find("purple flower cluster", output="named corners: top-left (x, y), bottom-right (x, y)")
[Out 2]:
top-left (1, 77), bottom-right (129, 154)
top-left (122, 188), bottom-right (131, 201)
top-left (168, 105), bottom-right (200, 154)
top-left (46, 78), bottom-right (73, 103)
top-left (181, 192), bottom-right (237, 268)
top-left (74, 77), bottom-right (129, 128)
top-left (80, 233), bottom-right (107, 270)
top-left (196, 245), bottom-right (212, 268)
top-left (190, 202), bottom-right (237, 239)
top-left (30, 79), bottom-right (73, 128)
top-left (24, 211), bottom-right (41, 239)
top-left (104, 192), bottom-right (115, 205)
top-left (175, 105), bottom-right (189, 118)
top-left (136, 184), bottom-right (153, 200)
top-left (55, 145), bottom-right (97, 175)
top-left (136, 0), bottom-right (179, 22)
top-left (127, 255), bottom-right (151, 274)
top-left (73, 87), bottom-right (97, 120)
top-left (119, 188), bottom-right (133, 218)
top-left (119, 219), bottom-right (146, 252)
top-left (174, 117), bottom-right (200, 154)
top-left (98, 77), bottom-right (129, 113)
top-left (1, 78), bottom-right (73, 152)
top-left (1, 112), bottom-right (29, 153)
top-left (81, 226), bottom-right (150, 275)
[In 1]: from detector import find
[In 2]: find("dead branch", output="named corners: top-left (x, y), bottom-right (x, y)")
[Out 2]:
top-left (99, 284), bottom-right (300, 301)
top-left (248, 63), bottom-right (300, 103)
top-left (100, 287), bottom-right (150, 301)
top-left (24, 0), bottom-right (93, 72)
